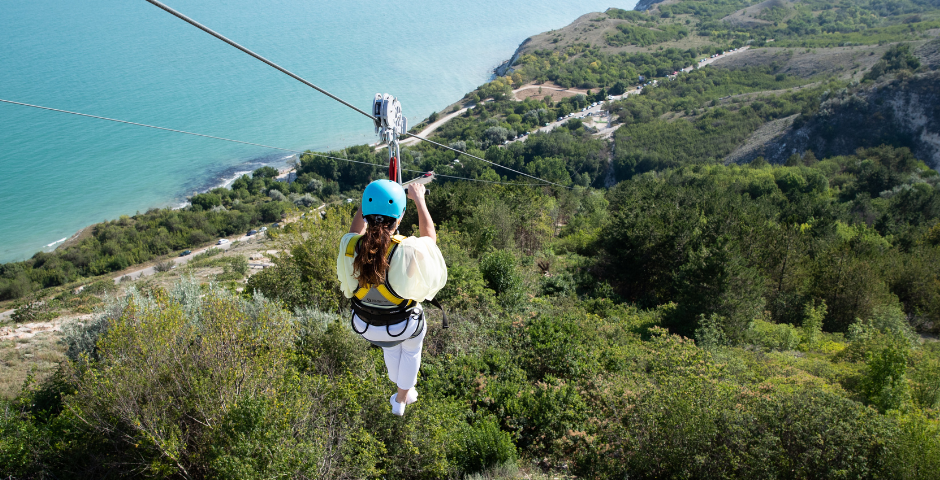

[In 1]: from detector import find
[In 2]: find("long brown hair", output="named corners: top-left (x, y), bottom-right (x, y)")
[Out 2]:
top-left (353, 214), bottom-right (397, 286)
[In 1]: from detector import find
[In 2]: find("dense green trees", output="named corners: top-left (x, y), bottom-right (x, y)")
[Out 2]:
top-left (602, 146), bottom-right (940, 337)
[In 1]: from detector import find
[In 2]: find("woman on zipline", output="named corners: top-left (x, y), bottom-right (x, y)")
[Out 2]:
top-left (336, 180), bottom-right (447, 415)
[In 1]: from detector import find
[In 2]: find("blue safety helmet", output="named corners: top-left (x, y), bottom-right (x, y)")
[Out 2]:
top-left (361, 179), bottom-right (406, 219)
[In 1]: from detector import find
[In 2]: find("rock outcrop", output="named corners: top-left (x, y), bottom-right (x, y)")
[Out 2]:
top-left (494, 38), bottom-right (530, 77)
top-left (731, 72), bottom-right (940, 169)
top-left (634, 0), bottom-right (668, 11)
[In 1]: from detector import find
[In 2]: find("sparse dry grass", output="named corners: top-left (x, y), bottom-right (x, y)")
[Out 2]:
top-left (712, 45), bottom-right (890, 80)
top-left (0, 330), bottom-right (65, 399)
top-left (518, 10), bottom-right (713, 57)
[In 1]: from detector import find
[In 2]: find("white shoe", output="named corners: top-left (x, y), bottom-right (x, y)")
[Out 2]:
top-left (390, 394), bottom-right (406, 416)
top-left (405, 388), bottom-right (418, 405)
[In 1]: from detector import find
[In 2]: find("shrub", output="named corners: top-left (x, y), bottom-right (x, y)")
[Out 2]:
top-left (434, 233), bottom-right (496, 310)
top-left (154, 260), bottom-right (175, 272)
top-left (259, 201), bottom-right (289, 222)
top-left (190, 192), bottom-right (222, 210)
top-left (849, 303), bottom-right (917, 346)
top-left (0, 398), bottom-right (40, 478)
top-left (292, 193), bottom-right (318, 207)
top-left (695, 313), bottom-right (730, 349)
top-left (575, 383), bottom-right (900, 479)
top-left (487, 377), bottom-right (587, 459)
top-left (253, 166), bottom-right (279, 179)
top-left (62, 283), bottom-right (326, 478)
top-left (801, 300), bottom-right (827, 350)
top-left (10, 297), bottom-right (56, 323)
top-left (267, 189), bottom-right (287, 202)
top-left (858, 338), bottom-right (911, 412)
top-left (479, 251), bottom-right (519, 295)
top-left (910, 343), bottom-right (940, 410)
top-left (305, 178), bottom-right (323, 194)
top-left (524, 313), bottom-right (597, 380)
top-left (452, 415), bottom-right (517, 475)
top-left (746, 319), bottom-right (802, 351)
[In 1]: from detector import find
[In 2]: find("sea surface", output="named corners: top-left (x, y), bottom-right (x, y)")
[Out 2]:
top-left (0, 0), bottom-right (637, 264)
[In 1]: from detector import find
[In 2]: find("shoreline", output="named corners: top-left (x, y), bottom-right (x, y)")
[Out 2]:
top-left (29, 153), bottom-right (302, 260)
top-left (4, 7), bottom-right (600, 266)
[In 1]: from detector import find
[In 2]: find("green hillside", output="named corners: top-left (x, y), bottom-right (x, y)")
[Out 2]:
top-left (3, 0), bottom-right (940, 478)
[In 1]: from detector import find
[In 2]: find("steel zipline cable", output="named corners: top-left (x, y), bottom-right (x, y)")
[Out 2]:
top-left (0, 98), bottom-right (545, 188)
top-left (142, 0), bottom-right (569, 189)
top-left (403, 133), bottom-right (570, 188)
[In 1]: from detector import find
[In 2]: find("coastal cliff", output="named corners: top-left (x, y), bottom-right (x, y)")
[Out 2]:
top-left (494, 38), bottom-right (530, 76)
top-left (634, 0), bottom-right (668, 11)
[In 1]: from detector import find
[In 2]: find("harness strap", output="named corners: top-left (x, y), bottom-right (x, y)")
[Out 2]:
top-left (349, 309), bottom-right (425, 348)
top-left (427, 298), bottom-right (449, 329)
top-left (349, 234), bottom-right (412, 306)
top-left (344, 234), bottom-right (362, 257)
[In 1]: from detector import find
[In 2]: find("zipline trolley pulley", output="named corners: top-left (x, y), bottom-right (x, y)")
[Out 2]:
top-left (373, 93), bottom-right (408, 184)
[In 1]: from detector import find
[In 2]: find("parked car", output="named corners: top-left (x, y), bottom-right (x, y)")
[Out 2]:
top-left (272, 223), bottom-right (280, 228)
top-left (259, 226), bottom-right (268, 232)
top-left (217, 238), bottom-right (230, 245)
top-left (179, 250), bottom-right (191, 256)
top-left (247, 229), bottom-right (258, 236)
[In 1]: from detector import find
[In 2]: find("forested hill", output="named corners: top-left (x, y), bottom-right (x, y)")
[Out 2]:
top-left (4, 1), bottom-right (940, 478)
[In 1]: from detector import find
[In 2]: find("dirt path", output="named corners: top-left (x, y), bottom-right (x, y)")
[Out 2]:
top-left (399, 106), bottom-right (474, 147)
top-left (111, 233), bottom-right (255, 284)
top-left (686, 46), bottom-right (750, 72)
top-left (512, 84), bottom-right (588, 101)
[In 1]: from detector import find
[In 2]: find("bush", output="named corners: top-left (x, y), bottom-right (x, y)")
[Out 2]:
top-left (479, 250), bottom-right (524, 309)
top-left (0, 398), bottom-right (40, 477)
top-left (190, 192), bottom-right (222, 210)
top-left (268, 189), bottom-right (287, 202)
top-left (62, 283), bottom-right (324, 478)
top-left (523, 314), bottom-right (598, 380)
top-left (259, 201), bottom-right (289, 222)
top-left (746, 319), bottom-right (802, 351)
top-left (479, 251), bottom-right (519, 295)
top-left (858, 338), bottom-right (911, 412)
top-left (305, 178), bottom-right (323, 194)
top-left (292, 193), bottom-right (318, 207)
top-left (453, 415), bottom-right (517, 475)
top-left (575, 382), bottom-right (901, 479)
top-left (910, 343), bottom-right (940, 410)
top-left (10, 297), bottom-right (56, 324)
top-left (154, 260), bottom-right (175, 272)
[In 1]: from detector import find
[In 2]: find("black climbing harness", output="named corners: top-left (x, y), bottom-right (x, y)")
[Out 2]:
top-left (345, 234), bottom-right (448, 347)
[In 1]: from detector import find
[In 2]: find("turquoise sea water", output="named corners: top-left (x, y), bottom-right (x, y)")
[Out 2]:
top-left (0, 0), bottom-right (635, 264)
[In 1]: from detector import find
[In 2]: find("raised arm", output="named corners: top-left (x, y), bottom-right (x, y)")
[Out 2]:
top-left (407, 183), bottom-right (436, 241)
top-left (349, 207), bottom-right (366, 234)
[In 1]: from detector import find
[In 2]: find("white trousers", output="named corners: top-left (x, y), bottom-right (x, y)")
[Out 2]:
top-left (354, 310), bottom-right (427, 390)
